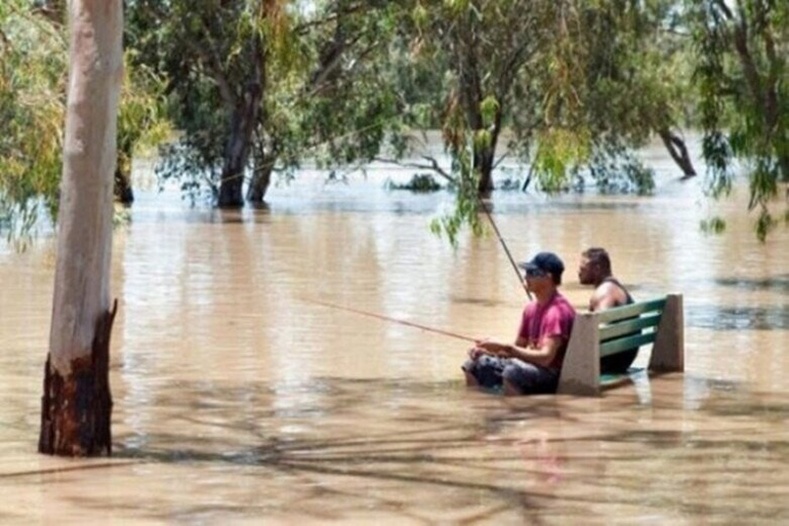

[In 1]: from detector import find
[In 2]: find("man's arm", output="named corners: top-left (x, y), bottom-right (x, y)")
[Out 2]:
top-left (508, 335), bottom-right (562, 367)
top-left (476, 336), bottom-right (563, 368)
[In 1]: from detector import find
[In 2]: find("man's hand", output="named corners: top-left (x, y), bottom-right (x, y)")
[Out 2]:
top-left (471, 340), bottom-right (512, 358)
top-left (468, 347), bottom-right (485, 360)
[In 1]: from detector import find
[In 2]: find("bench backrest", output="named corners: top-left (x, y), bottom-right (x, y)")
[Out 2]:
top-left (557, 293), bottom-right (684, 396)
top-left (598, 298), bottom-right (666, 358)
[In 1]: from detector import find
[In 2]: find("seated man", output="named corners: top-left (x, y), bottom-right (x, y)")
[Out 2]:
top-left (577, 247), bottom-right (637, 374)
top-left (462, 252), bottom-right (576, 396)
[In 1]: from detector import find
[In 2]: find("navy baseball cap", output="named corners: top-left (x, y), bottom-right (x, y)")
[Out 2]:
top-left (518, 252), bottom-right (565, 283)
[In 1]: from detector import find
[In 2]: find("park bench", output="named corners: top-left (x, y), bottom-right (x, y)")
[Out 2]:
top-left (557, 294), bottom-right (684, 396)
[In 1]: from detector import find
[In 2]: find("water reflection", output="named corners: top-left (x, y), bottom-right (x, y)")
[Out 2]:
top-left (715, 274), bottom-right (789, 292)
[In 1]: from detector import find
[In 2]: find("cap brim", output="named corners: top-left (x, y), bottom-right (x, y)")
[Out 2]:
top-left (518, 261), bottom-right (539, 271)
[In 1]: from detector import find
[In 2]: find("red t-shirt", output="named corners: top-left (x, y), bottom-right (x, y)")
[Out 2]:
top-left (517, 292), bottom-right (576, 370)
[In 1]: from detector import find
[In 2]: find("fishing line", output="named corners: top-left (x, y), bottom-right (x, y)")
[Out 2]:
top-left (475, 194), bottom-right (533, 300)
top-left (302, 297), bottom-right (476, 343)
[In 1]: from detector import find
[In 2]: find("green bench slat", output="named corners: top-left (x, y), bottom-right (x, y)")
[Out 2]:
top-left (596, 298), bottom-right (667, 323)
top-left (600, 332), bottom-right (656, 357)
top-left (599, 312), bottom-right (662, 340)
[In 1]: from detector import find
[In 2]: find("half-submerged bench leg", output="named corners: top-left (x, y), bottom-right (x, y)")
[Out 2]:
top-left (649, 293), bottom-right (684, 373)
top-left (557, 313), bottom-right (601, 396)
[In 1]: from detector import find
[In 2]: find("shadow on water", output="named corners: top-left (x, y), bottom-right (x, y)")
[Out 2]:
top-left (106, 377), bottom-right (789, 518)
top-left (109, 377), bottom-right (575, 521)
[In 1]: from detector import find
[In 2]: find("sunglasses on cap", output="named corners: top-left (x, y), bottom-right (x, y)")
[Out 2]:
top-left (523, 267), bottom-right (547, 278)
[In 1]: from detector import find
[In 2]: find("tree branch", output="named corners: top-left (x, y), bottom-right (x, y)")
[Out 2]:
top-left (193, 18), bottom-right (237, 110)
top-left (759, 6), bottom-right (780, 130)
top-left (492, 151), bottom-right (510, 170)
top-left (306, 34), bottom-right (364, 97)
top-left (731, 11), bottom-right (766, 116)
top-left (712, 0), bottom-right (734, 20)
top-left (373, 155), bottom-right (456, 184)
top-left (292, 1), bottom-right (381, 35)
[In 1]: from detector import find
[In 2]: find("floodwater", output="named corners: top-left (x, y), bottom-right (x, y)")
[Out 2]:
top-left (1, 141), bottom-right (788, 524)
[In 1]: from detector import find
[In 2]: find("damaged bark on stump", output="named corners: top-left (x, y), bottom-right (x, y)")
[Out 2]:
top-left (39, 301), bottom-right (118, 456)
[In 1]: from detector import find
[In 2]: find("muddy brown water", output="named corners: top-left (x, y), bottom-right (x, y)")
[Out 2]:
top-left (1, 146), bottom-right (788, 524)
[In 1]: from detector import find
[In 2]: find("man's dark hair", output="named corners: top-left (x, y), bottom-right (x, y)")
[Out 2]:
top-left (582, 247), bottom-right (612, 274)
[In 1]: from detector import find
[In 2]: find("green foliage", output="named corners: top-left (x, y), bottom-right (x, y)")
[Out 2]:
top-left (428, 131), bottom-right (484, 246)
top-left (156, 141), bottom-right (221, 205)
top-left (700, 216), bottom-right (727, 235)
top-left (700, 132), bottom-right (733, 199)
top-left (392, 0), bottom-right (676, 240)
top-left (586, 138), bottom-right (656, 195)
top-left (5, 0), bottom-right (785, 246)
top-left (0, 2), bottom-right (171, 245)
top-left (117, 55), bottom-right (172, 181)
top-left (129, 0), bottom-right (407, 203)
top-left (153, 61), bottom-right (227, 203)
top-left (0, 1), bottom-right (65, 241)
top-left (128, 0), bottom-right (265, 200)
top-left (690, 0), bottom-right (789, 240)
top-left (580, 2), bottom-right (692, 130)
top-left (532, 128), bottom-right (591, 192)
top-left (277, 2), bottom-right (409, 174)
top-left (385, 173), bottom-right (442, 192)
top-left (556, 1), bottom-right (694, 190)
top-left (395, 1), bottom-right (554, 241)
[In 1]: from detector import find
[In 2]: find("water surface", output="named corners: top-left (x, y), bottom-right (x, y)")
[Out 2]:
top-left (1, 142), bottom-right (788, 524)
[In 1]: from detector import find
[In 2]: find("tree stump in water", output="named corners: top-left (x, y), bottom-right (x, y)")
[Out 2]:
top-left (39, 301), bottom-right (117, 456)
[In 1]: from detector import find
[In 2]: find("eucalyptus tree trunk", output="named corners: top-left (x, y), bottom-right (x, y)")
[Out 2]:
top-left (246, 150), bottom-right (276, 204)
top-left (39, 0), bottom-right (122, 457)
top-left (474, 112), bottom-right (502, 197)
top-left (456, 48), bottom-right (495, 197)
top-left (217, 84), bottom-right (262, 207)
top-left (474, 144), bottom-right (496, 197)
top-left (451, 11), bottom-right (506, 198)
top-left (658, 128), bottom-right (696, 179)
top-left (217, 39), bottom-right (264, 209)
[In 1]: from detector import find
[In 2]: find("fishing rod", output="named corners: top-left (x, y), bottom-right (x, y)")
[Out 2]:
top-left (303, 297), bottom-right (476, 343)
top-left (475, 194), bottom-right (533, 300)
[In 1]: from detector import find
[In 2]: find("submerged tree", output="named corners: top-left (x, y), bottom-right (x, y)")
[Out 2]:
top-left (388, 0), bottom-right (690, 242)
top-left (114, 57), bottom-right (171, 204)
top-left (127, 0), bottom-right (282, 207)
top-left (39, 0), bottom-right (123, 456)
top-left (129, 0), bottom-right (405, 207)
top-left (381, 1), bottom-right (567, 242)
top-left (571, 0), bottom-right (697, 184)
top-left (401, 0), bottom-right (554, 198)
top-left (690, 0), bottom-right (789, 240)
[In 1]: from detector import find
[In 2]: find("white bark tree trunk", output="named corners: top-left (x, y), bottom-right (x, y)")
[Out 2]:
top-left (39, 0), bottom-right (123, 457)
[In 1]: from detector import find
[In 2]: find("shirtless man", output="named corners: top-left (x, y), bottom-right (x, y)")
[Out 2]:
top-left (578, 247), bottom-right (637, 373)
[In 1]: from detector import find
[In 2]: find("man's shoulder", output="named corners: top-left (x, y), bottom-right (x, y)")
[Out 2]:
top-left (595, 280), bottom-right (619, 295)
top-left (593, 278), bottom-right (632, 307)
top-left (550, 292), bottom-right (577, 314)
